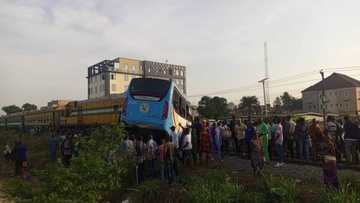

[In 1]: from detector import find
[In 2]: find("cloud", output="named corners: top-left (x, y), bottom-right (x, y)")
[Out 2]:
top-left (1, 0), bottom-right (360, 112)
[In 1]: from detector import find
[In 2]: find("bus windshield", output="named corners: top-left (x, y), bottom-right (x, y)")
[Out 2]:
top-left (129, 78), bottom-right (171, 101)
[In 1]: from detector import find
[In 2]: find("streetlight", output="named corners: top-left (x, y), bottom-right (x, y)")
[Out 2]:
top-left (259, 78), bottom-right (269, 118)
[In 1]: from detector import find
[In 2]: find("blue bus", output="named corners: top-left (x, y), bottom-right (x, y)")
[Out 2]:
top-left (122, 78), bottom-right (192, 137)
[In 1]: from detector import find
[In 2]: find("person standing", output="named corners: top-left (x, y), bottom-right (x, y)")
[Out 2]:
top-left (309, 119), bottom-right (323, 161)
top-left (191, 118), bottom-right (201, 164)
top-left (269, 119), bottom-right (278, 160)
top-left (320, 135), bottom-right (340, 189)
top-left (146, 135), bottom-right (158, 178)
top-left (295, 117), bottom-right (310, 160)
top-left (274, 118), bottom-right (284, 167)
top-left (326, 116), bottom-right (338, 142)
top-left (169, 126), bottom-right (179, 149)
top-left (3, 143), bottom-right (12, 162)
top-left (165, 136), bottom-right (176, 184)
top-left (249, 134), bottom-right (264, 175)
top-left (48, 132), bottom-right (59, 162)
top-left (285, 116), bottom-right (296, 159)
top-left (180, 127), bottom-right (193, 166)
top-left (135, 136), bottom-right (146, 184)
top-left (61, 134), bottom-right (73, 167)
top-left (282, 117), bottom-right (290, 158)
top-left (257, 118), bottom-right (270, 162)
top-left (245, 120), bottom-right (256, 160)
top-left (214, 122), bottom-right (223, 162)
top-left (235, 120), bottom-right (246, 157)
top-left (343, 116), bottom-right (360, 164)
top-left (13, 139), bottom-right (27, 178)
top-left (159, 137), bottom-right (166, 181)
top-left (230, 115), bottom-right (239, 153)
top-left (200, 121), bottom-right (211, 165)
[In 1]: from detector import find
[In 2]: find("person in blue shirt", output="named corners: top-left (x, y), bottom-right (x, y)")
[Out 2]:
top-left (245, 120), bottom-right (256, 159)
top-left (48, 132), bottom-right (59, 162)
top-left (13, 139), bottom-right (27, 177)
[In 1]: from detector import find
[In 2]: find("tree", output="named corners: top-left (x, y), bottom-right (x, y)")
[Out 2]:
top-left (22, 103), bottom-right (37, 111)
top-left (273, 96), bottom-right (282, 114)
top-left (198, 96), bottom-right (229, 119)
top-left (272, 92), bottom-right (303, 113)
top-left (238, 96), bottom-right (260, 118)
top-left (280, 92), bottom-right (295, 112)
top-left (2, 105), bottom-right (22, 115)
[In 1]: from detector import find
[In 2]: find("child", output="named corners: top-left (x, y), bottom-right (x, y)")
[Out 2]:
top-left (250, 134), bottom-right (264, 176)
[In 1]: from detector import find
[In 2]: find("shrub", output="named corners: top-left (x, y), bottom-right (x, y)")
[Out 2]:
top-left (257, 174), bottom-right (298, 203)
top-left (184, 170), bottom-right (243, 203)
top-left (319, 184), bottom-right (360, 203)
top-left (5, 125), bottom-right (134, 203)
top-left (136, 180), bottom-right (162, 202)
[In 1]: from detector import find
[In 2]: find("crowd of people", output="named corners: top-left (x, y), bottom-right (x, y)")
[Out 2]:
top-left (3, 115), bottom-right (360, 188)
top-left (120, 114), bottom-right (360, 188)
top-left (2, 131), bottom-right (80, 179)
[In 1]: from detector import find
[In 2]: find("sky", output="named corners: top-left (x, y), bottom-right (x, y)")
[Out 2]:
top-left (1, 0), bottom-right (360, 113)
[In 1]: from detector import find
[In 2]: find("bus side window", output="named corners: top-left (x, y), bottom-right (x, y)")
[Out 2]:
top-left (180, 97), bottom-right (186, 118)
top-left (172, 89), bottom-right (180, 114)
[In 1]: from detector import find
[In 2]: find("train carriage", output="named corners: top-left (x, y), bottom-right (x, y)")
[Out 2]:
top-left (5, 112), bottom-right (24, 128)
top-left (63, 94), bottom-right (125, 126)
top-left (122, 78), bottom-right (192, 137)
top-left (0, 116), bottom-right (6, 128)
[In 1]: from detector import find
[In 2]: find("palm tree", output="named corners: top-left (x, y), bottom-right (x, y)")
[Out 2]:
top-left (239, 96), bottom-right (260, 119)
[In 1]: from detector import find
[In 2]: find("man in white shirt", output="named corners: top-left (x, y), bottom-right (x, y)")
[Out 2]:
top-left (169, 126), bottom-right (179, 148)
top-left (181, 127), bottom-right (192, 166)
top-left (326, 116), bottom-right (337, 142)
top-left (274, 118), bottom-right (284, 167)
top-left (147, 135), bottom-right (158, 177)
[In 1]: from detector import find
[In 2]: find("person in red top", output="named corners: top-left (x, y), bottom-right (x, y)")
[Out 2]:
top-left (159, 137), bottom-right (166, 181)
top-left (200, 121), bottom-right (211, 165)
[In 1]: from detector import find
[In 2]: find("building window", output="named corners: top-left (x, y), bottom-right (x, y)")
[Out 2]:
top-left (112, 84), bottom-right (116, 92)
top-left (114, 62), bottom-right (119, 70)
top-left (124, 65), bottom-right (129, 81)
top-left (111, 74), bottom-right (115, 80)
top-left (132, 65), bottom-right (136, 73)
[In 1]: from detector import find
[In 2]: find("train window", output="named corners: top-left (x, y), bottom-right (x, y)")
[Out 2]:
top-left (178, 96), bottom-right (186, 118)
top-left (113, 105), bottom-right (119, 112)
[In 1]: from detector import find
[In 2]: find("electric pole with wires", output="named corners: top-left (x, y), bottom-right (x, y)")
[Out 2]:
top-left (320, 69), bottom-right (327, 126)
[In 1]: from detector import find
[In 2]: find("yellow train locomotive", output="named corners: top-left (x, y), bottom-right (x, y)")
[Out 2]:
top-left (0, 95), bottom-right (125, 130)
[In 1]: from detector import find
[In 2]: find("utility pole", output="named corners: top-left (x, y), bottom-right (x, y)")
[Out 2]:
top-left (259, 78), bottom-right (269, 118)
top-left (264, 42), bottom-right (270, 109)
top-left (320, 69), bottom-right (326, 126)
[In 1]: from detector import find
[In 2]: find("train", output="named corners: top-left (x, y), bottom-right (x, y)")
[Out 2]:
top-left (122, 78), bottom-right (192, 136)
top-left (0, 94), bottom-right (125, 132)
top-left (0, 78), bottom-right (192, 137)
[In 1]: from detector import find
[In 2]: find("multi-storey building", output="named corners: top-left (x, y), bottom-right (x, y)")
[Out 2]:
top-left (302, 73), bottom-right (360, 115)
top-left (87, 57), bottom-right (186, 99)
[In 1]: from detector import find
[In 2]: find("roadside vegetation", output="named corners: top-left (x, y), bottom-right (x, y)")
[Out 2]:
top-left (1, 127), bottom-right (359, 203)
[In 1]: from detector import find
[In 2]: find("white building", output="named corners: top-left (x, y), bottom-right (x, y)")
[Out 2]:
top-left (302, 73), bottom-right (360, 115)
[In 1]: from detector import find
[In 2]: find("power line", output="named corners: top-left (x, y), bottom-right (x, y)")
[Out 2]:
top-left (188, 67), bottom-right (360, 98)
